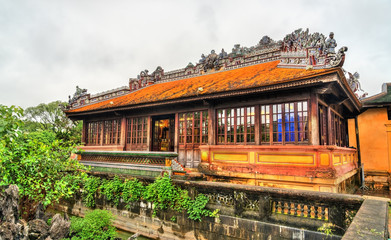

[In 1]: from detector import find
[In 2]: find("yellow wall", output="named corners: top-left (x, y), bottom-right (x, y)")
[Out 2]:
top-left (348, 108), bottom-right (391, 172)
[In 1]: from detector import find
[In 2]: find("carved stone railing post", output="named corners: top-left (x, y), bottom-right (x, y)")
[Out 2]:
top-left (258, 195), bottom-right (272, 220)
top-left (328, 204), bottom-right (347, 234)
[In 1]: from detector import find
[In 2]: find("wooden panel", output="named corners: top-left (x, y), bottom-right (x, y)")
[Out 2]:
top-left (257, 153), bottom-right (315, 166)
top-left (186, 150), bottom-right (194, 168)
top-left (193, 149), bottom-right (201, 168)
top-left (213, 153), bottom-right (249, 163)
top-left (320, 153), bottom-right (330, 166)
top-left (178, 149), bottom-right (186, 166)
top-left (342, 154), bottom-right (348, 164)
top-left (333, 154), bottom-right (342, 165)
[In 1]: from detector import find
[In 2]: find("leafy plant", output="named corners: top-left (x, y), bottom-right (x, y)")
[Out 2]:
top-left (187, 194), bottom-right (219, 221)
top-left (0, 104), bottom-right (87, 219)
top-left (143, 174), bottom-right (217, 221)
top-left (122, 178), bottom-right (145, 204)
top-left (68, 209), bottom-right (117, 240)
top-left (100, 176), bottom-right (123, 206)
top-left (318, 223), bottom-right (336, 236)
top-left (144, 173), bottom-right (179, 214)
top-left (83, 176), bottom-right (101, 208)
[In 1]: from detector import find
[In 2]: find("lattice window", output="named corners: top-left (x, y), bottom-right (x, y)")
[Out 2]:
top-left (260, 105), bottom-right (270, 142)
top-left (126, 117), bottom-right (148, 147)
top-left (86, 121), bottom-right (102, 145)
top-left (261, 101), bottom-right (309, 144)
top-left (319, 104), bottom-right (328, 145)
top-left (217, 106), bottom-right (256, 144)
top-left (103, 119), bottom-right (121, 145)
top-left (179, 113), bottom-right (185, 144)
top-left (178, 111), bottom-right (208, 145)
top-left (330, 111), bottom-right (347, 147)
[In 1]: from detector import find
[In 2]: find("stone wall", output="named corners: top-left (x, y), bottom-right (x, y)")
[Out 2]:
top-left (53, 179), bottom-right (366, 239)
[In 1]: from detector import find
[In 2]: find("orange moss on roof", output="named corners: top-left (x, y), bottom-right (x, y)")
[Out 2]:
top-left (67, 61), bottom-right (336, 113)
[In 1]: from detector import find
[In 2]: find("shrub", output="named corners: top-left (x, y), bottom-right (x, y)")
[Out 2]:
top-left (83, 176), bottom-right (101, 208)
top-left (69, 209), bottom-right (117, 240)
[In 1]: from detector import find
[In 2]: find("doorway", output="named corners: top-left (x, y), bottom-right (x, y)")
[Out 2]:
top-left (152, 115), bottom-right (175, 152)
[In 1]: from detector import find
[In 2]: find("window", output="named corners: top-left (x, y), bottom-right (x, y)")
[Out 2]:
top-left (217, 107), bottom-right (255, 144)
top-left (330, 111), bottom-right (347, 147)
top-left (126, 117), bottom-right (148, 147)
top-left (103, 119), bottom-right (121, 145)
top-left (261, 101), bottom-right (308, 144)
top-left (85, 121), bottom-right (102, 145)
top-left (319, 104), bottom-right (328, 145)
top-left (179, 111), bottom-right (208, 144)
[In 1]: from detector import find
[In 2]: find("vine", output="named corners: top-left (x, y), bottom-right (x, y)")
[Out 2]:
top-left (122, 178), bottom-right (144, 204)
top-left (83, 176), bottom-right (101, 208)
top-left (79, 174), bottom-right (218, 222)
top-left (100, 176), bottom-right (123, 206)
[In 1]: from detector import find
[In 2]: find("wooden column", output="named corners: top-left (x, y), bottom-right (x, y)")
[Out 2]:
top-left (81, 120), bottom-right (86, 145)
top-left (174, 113), bottom-right (179, 153)
top-left (208, 104), bottom-right (216, 145)
top-left (120, 117), bottom-right (126, 150)
top-left (255, 105), bottom-right (260, 145)
top-left (147, 116), bottom-right (152, 151)
top-left (310, 92), bottom-right (319, 145)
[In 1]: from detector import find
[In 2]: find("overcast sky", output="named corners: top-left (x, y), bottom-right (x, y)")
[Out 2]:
top-left (1, 0), bottom-right (390, 108)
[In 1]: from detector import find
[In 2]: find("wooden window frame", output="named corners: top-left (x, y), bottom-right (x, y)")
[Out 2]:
top-left (85, 121), bottom-right (102, 145)
top-left (103, 119), bottom-right (121, 145)
top-left (217, 106), bottom-right (256, 145)
top-left (260, 101), bottom-right (309, 145)
top-left (178, 110), bottom-right (208, 146)
top-left (330, 110), bottom-right (347, 147)
top-left (126, 117), bottom-right (148, 149)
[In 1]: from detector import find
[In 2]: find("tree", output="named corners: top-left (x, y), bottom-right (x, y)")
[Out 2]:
top-left (24, 101), bottom-right (82, 144)
top-left (0, 104), bottom-right (86, 219)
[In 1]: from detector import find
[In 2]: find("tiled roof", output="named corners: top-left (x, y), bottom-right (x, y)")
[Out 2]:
top-left (66, 61), bottom-right (337, 114)
top-left (362, 83), bottom-right (391, 106)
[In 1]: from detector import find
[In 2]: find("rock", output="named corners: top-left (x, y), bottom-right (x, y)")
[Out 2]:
top-left (28, 219), bottom-right (49, 240)
top-left (15, 219), bottom-right (28, 240)
top-left (49, 214), bottom-right (70, 240)
top-left (35, 203), bottom-right (45, 221)
top-left (0, 222), bottom-right (17, 240)
top-left (0, 185), bottom-right (19, 224)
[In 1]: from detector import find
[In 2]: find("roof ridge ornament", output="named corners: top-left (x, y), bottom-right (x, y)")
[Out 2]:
top-left (278, 29), bottom-right (348, 69)
top-left (343, 69), bottom-right (368, 100)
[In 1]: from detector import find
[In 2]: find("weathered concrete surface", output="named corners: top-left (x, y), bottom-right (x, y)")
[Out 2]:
top-left (342, 198), bottom-right (389, 240)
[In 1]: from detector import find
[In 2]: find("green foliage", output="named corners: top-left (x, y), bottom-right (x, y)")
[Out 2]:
top-left (69, 209), bottom-right (117, 240)
top-left (143, 174), bottom-right (217, 220)
top-left (318, 223), bottom-right (335, 236)
top-left (144, 174), bottom-right (179, 213)
top-left (83, 176), bottom-right (101, 208)
top-left (122, 178), bottom-right (145, 204)
top-left (0, 105), bottom-right (24, 141)
top-left (24, 101), bottom-right (82, 145)
top-left (79, 173), bottom-right (217, 222)
top-left (0, 105), bottom-right (87, 210)
top-left (100, 176), bottom-right (123, 206)
top-left (187, 194), bottom-right (219, 221)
